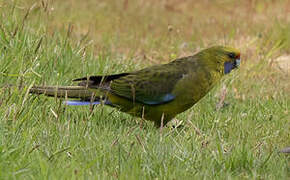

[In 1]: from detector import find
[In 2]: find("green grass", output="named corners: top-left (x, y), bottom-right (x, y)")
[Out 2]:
top-left (0, 0), bottom-right (289, 179)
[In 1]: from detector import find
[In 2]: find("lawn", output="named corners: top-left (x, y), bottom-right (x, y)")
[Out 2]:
top-left (0, 0), bottom-right (289, 179)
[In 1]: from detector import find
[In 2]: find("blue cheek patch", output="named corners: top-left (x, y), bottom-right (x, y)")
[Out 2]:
top-left (224, 62), bottom-right (233, 74)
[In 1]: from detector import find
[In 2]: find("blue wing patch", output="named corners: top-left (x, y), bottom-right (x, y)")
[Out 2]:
top-left (141, 93), bottom-right (175, 105)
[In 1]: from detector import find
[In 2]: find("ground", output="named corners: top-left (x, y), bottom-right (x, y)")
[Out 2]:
top-left (0, 0), bottom-right (289, 179)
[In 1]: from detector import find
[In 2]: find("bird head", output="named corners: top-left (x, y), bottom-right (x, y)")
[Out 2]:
top-left (220, 46), bottom-right (241, 74)
top-left (198, 46), bottom-right (241, 75)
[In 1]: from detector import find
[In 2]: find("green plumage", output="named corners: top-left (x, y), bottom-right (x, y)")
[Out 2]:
top-left (30, 46), bottom-right (241, 127)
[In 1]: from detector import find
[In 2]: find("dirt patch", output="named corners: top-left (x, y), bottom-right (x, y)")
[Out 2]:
top-left (273, 55), bottom-right (290, 73)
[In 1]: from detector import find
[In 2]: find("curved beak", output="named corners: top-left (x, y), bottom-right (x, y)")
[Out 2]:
top-left (233, 58), bottom-right (241, 68)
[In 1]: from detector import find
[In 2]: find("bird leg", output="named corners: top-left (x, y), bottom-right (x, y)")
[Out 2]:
top-left (170, 118), bottom-right (184, 129)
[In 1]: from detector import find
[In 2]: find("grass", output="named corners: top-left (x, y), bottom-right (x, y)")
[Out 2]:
top-left (0, 0), bottom-right (289, 179)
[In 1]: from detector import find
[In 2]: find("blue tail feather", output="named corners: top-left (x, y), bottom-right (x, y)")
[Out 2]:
top-left (65, 100), bottom-right (111, 106)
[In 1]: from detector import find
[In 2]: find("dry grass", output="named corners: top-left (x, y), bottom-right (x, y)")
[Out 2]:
top-left (0, 0), bottom-right (289, 179)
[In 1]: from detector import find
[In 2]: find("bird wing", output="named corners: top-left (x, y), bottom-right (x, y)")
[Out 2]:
top-left (110, 64), bottom-right (185, 105)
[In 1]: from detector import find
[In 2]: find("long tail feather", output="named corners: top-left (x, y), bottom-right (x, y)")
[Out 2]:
top-left (65, 100), bottom-right (112, 106)
top-left (29, 85), bottom-right (94, 99)
top-left (65, 100), bottom-right (101, 106)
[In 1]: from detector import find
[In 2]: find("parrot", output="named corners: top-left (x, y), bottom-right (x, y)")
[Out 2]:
top-left (30, 46), bottom-right (241, 127)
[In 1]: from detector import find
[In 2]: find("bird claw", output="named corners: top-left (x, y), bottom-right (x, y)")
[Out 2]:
top-left (169, 118), bottom-right (184, 129)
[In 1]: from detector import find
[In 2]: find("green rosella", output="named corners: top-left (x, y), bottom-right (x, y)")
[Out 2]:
top-left (30, 46), bottom-right (241, 127)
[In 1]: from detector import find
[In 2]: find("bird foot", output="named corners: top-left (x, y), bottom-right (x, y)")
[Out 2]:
top-left (169, 118), bottom-right (184, 129)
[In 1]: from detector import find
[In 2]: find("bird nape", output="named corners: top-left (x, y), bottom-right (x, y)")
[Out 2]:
top-left (29, 46), bottom-right (241, 127)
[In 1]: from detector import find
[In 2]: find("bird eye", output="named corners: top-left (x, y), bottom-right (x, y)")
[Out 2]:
top-left (228, 53), bottom-right (236, 59)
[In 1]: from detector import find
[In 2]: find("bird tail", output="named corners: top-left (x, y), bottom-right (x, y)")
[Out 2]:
top-left (29, 85), bottom-right (109, 106)
top-left (29, 85), bottom-right (94, 99)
